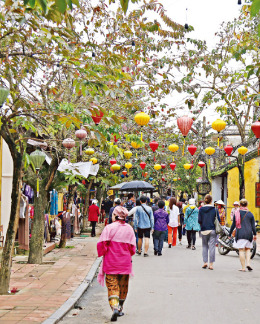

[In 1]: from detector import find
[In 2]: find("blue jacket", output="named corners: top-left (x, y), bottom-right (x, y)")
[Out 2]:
top-left (184, 206), bottom-right (200, 231)
top-left (154, 209), bottom-right (169, 231)
top-left (134, 204), bottom-right (154, 230)
top-left (198, 206), bottom-right (220, 231)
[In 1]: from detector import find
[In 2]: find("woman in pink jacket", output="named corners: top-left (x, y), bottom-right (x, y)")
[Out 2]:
top-left (97, 206), bottom-right (136, 322)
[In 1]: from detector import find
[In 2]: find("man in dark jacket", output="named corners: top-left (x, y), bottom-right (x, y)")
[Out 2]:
top-left (153, 200), bottom-right (169, 256)
top-left (108, 198), bottom-right (121, 224)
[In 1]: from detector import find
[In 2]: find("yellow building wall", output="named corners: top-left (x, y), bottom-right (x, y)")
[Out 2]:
top-left (244, 158), bottom-right (260, 222)
top-left (227, 158), bottom-right (260, 223)
top-left (227, 167), bottom-right (240, 224)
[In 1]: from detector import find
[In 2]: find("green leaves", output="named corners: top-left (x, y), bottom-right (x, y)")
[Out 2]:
top-left (251, 0), bottom-right (260, 17)
top-left (55, 0), bottom-right (67, 14)
top-left (120, 0), bottom-right (129, 14)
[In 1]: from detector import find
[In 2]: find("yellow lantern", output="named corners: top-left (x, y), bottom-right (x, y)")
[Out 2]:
top-left (168, 144), bottom-right (179, 153)
top-left (154, 164), bottom-right (162, 171)
top-left (212, 119), bottom-right (226, 146)
top-left (124, 150), bottom-right (132, 159)
top-left (131, 141), bottom-right (141, 149)
top-left (205, 147), bottom-right (215, 156)
top-left (125, 162), bottom-right (132, 169)
top-left (173, 177), bottom-right (178, 182)
top-left (111, 164), bottom-right (121, 171)
top-left (90, 157), bottom-right (98, 164)
top-left (85, 148), bottom-right (95, 156)
top-left (238, 146), bottom-right (248, 155)
top-left (134, 112), bottom-right (150, 126)
top-left (183, 163), bottom-right (191, 170)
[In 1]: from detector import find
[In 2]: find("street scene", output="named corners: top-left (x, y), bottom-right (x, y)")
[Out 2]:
top-left (1, 0), bottom-right (260, 323)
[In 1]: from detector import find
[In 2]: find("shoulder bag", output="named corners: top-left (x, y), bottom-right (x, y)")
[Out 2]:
top-left (141, 205), bottom-right (151, 226)
top-left (214, 208), bottom-right (223, 234)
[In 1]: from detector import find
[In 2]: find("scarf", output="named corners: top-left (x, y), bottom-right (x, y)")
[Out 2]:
top-left (235, 207), bottom-right (248, 229)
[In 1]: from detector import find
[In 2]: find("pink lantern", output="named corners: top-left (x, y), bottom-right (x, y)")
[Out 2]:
top-left (177, 116), bottom-right (194, 137)
top-left (62, 138), bottom-right (75, 163)
top-left (75, 128), bottom-right (87, 155)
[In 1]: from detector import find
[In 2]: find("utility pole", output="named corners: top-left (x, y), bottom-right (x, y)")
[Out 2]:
top-left (202, 116), bottom-right (206, 182)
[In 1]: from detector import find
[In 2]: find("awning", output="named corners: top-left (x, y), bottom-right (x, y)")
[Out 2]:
top-left (58, 159), bottom-right (99, 179)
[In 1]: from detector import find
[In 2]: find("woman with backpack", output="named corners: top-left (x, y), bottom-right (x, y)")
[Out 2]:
top-left (184, 198), bottom-right (200, 250)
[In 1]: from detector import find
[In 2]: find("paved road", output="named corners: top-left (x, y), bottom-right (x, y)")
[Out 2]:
top-left (61, 237), bottom-right (260, 324)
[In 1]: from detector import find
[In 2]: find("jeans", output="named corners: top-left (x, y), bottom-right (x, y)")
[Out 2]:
top-left (91, 221), bottom-right (96, 236)
top-left (202, 230), bottom-right (217, 263)
top-left (153, 230), bottom-right (166, 253)
top-left (187, 229), bottom-right (197, 246)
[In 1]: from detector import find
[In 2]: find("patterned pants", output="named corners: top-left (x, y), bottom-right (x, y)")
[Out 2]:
top-left (105, 274), bottom-right (129, 311)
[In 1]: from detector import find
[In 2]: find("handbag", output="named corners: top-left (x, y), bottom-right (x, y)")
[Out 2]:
top-left (214, 209), bottom-right (223, 234)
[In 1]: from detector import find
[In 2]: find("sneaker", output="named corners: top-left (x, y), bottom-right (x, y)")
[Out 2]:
top-left (186, 245), bottom-right (191, 249)
top-left (168, 244), bottom-right (172, 248)
top-left (178, 242), bottom-right (182, 245)
top-left (154, 250), bottom-right (158, 255)
top-left (111, 309), bottom-right (119, 322)
top-left (158, 252), bottom-right (162, 256)
top-left (144, 253), bottom-right (149, 257)
top-left (136, 251), bottom-right (141, 255)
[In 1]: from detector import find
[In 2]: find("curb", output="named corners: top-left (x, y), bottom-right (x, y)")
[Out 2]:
top-left (42, 257), bottom-right (102, 324)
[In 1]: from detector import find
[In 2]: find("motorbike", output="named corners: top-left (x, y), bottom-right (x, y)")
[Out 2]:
top-left (217, 225), bottom-right (257, 259)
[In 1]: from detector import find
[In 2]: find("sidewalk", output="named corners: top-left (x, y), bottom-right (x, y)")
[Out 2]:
top-left (257, 233), bottom-right (260, 255)
top-left (0, 226), bottom-right (103, 323)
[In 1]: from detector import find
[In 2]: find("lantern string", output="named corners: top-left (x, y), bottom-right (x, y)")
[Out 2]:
top-left (217, 136), bottom-right (219, 147)
top-left (182, 138), bottom-right (185, 156)
top-left (80, 142), bottom-right (82, 155)
top-left (37, 178), bottom-right (39, 198)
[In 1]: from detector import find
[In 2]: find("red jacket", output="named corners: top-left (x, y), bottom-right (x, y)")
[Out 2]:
top-left (88, 204), bottom-right (100, 222)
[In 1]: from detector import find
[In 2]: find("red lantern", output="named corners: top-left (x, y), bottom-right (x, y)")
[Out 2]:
top-left (162, 177), bottom-right (165, 181)
top-left (177, 116), bottom-right (193, 137)
top-left (170, 162), bottom-right (176, 171)
top-left (161, 163), bottom-right (166, 169)
top-left (110, 158), bottom-right (117, 165)
top-left (140, 162), bottom-right (146, 170)
top-left (188, 144), bottom-right (197, 156)
top-left (189, 163), bottom-right (194, 170)
top-left (198, 161), bottom-right (205, 168)
top-left (75, 128), bottom-right (87, 155)
top-left (149, 141), bottom-right (159, 152)
top-left (122, 170), bottom-right (127, 176)
top-left (224, 145), bottom-right (233, 156)
top-left (144, 172), bottom-right (148, 177)
top-left (91, 104), bottom-right (104, 125)
top-left (82, 179), bottom-right (86, 185)
top-left (251, 120), bottom-right (260, 138)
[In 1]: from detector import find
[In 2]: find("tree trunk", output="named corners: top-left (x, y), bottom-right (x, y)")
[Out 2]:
top-left (28, 189), bottom-right (47, 264)
top-left (59, 185), bottom-right (77, 248)
top-left (0, 154), bottom-right (23, 294)
top-left (83, 179), bottom-right (93, 231)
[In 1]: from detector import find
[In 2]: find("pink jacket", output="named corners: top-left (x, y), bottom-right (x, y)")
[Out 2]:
top-left (97, 221), bottom-right (136, 286)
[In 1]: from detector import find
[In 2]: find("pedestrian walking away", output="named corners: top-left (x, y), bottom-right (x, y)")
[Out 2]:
top-left (177, 201), bottom-right (184, 245)
top-left (216, 200), bottom-right (226, 226)
top-left (229, 199), bottom-right (257, 272)
top-left (88, 199), bottom-right (100, 237)
top-left (134, 196), bottom-right (154, 257)
top-left (108, 198), bottom-right (121, 224)
top-left (153, 200), bottom-right (169, 255)
top-left (198, 194), bottom-right (220, 270)
top-left (167, 197), bottom-right (179, 248)
top-left (97, 206), bottom-right (136, 322)
top-left (124, 193), bottom-right (136, 225)
top-left (184, 198), bottom-right (200, 250)
top-left (128, 198), bottom-right (141, 250)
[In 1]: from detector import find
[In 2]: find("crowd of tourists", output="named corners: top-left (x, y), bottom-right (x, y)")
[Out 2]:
top-left (94, 193), bottom-right (257, 322)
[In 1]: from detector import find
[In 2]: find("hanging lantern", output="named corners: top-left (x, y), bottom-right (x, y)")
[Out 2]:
top-left (187, 145), bottom-right (197, 156)
top-left (120, 174), bottom-right (125, 178)
top-left (162, 177), bottom-right (165, 181)
top-left (224, 145), bottom-right (233, 156)
top-left (111, 164), bottom-right (121, 171)
top-left (0, 87), bottom-right (10, 107)
top-left (189, 163), bottom-right (194, 170)
top-left (154, 164), bottom-right (162, 171)
top-left (90, 157), bottom-right (98, 164)
top-left (131, 141), bottom-right (141, 149)
top-left (173, 177), bottom-right (178, 182)
top-left (62, 138), bottom-right (76, 163)
top-left (85, 148), bottom-right (95, 156)
top-left (212, 119), bottom-right (226, 146)
top-left (144, 171), bottom-right (148, 177)
top-left (124, 150), bottom-right (132, 159)
top-left (125, 162), bottom-right (132, 170)
top-left (82, 179), bottom-right (86, 185)
top-left (149, 177), bottom-right (153, 181)
top-left (91, 106), bottom-right (104, 125)
top-left (251, 119), bottom-right (260, 138)
top-left (110, 158), bottom-right (117, 165)
top-left (183, 163), bottom-right (191, 170)
top-left (205, 147), bottom-right (215, 156)
top-left (238, 146), bottom-right (248, 155)
top-left (75, 128), bottom-right (87, 155)
top-left (168, 144), bottom-right (179, 153)
top-left (30, 150), bottom-right (46, 198)
top-left (122, 170), bottom-right (127, 176)
top-left (177, 116), bottom-right (193, 155)
top-left (140, 162), bottom-right (146, 170)
top-left (161, 163), bottom-right (166, 170)
top-left (170, 162), bottom-right (176, 171)
top-left (198, 161), bottom-right (206, 168)
top-left (178, 177), bottom-right (181, 180)
top-left (134, 112), bottom-right (150, 126)
top-left (149, 140), bottom-right (159, 152)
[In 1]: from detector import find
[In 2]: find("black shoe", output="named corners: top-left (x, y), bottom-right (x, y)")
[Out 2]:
top-left (144, 253), bottom-right (149, 257)
top-left (111, 309), bottom-right (119, 322)
top-left (136, 251), bottom-right (141, 255)
top-left (158, 252), bottom-right (162, 256)
top-left (154, 250), bottom-right (158, 255)
top-left (168, 244), bottom-right (171, 248)
top-left (118, 311), bottom-right (124, 317)
top-left (186, 245), bottom-right (191, 249)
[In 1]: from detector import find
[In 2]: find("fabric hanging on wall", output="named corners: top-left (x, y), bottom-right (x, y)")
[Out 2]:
top-left (50, 189), bottom-right (58, 216)
top-left (58, 192), bottom-right (64, 212)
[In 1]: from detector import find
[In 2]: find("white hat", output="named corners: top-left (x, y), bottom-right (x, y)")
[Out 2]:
top-left (189, 198), bottom-right (196, 206)
top-left (92, 199), bottom-right (98, 204)
top-left (216, 200), bottom-right (225, 206)
top-left (233, 201), bottom-right (239, 205)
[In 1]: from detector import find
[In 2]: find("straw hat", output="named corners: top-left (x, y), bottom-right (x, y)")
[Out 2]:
top-left (216, 200), bottom-right (225, 206)
top-left (113, 206), bottom-right (128, 220)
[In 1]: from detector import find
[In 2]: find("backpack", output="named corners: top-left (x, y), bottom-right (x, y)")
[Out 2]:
top-left (124, 200), bottom-right (135, 212)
